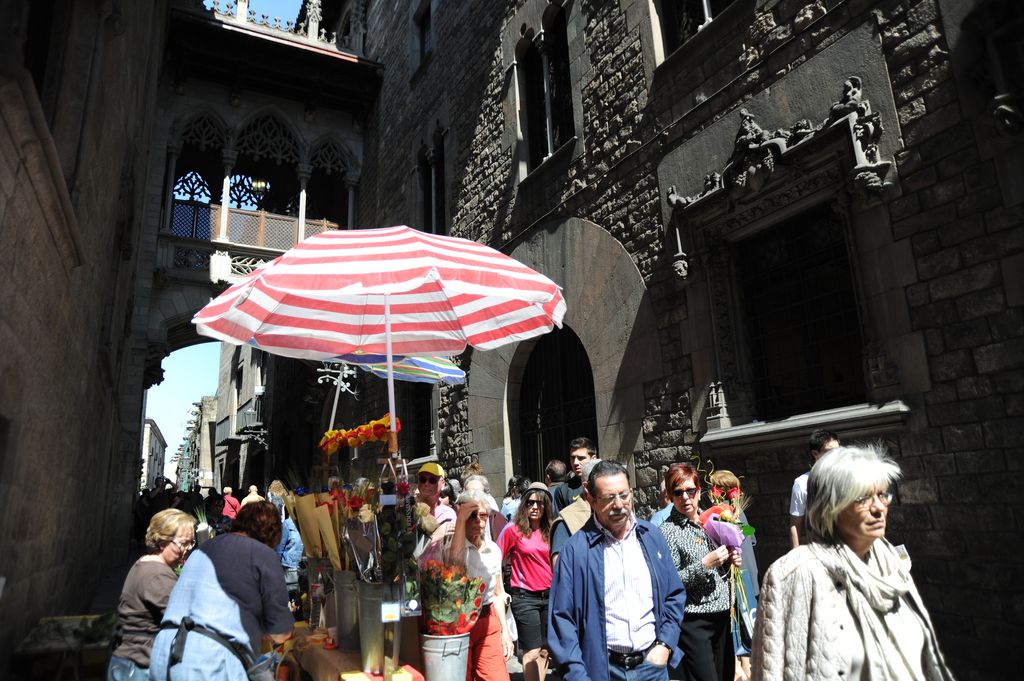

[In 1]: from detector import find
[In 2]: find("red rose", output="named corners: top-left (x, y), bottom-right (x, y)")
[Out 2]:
top-left (727, 487), bottom-right (741, 500)
top-left (711, 486), bottom-right (723, 498)
top-left (348, 495), bottom-right (364, 510)
top-left (473, 596), bottom-right (482, 609)
top-left (477, 581), bottom-right (486, 594)
top-left (397, 481), bottom-right (411, 495)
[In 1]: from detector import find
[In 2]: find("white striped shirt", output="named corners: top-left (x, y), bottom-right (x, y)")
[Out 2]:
top-left (598, 515), bottom-right (657, 653)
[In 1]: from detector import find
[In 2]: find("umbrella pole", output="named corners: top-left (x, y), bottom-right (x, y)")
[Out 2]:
top-left (384, 294), bottom-right (399, 455)
top-left (328, 368), bottom-right (344, 431)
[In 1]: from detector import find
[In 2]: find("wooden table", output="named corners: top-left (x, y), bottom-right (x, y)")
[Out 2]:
top-left (293, 646), bottom-right (424, 681)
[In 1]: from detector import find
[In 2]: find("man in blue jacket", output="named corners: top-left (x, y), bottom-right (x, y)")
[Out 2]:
top-left (548, 460), bottom-right (687, 681)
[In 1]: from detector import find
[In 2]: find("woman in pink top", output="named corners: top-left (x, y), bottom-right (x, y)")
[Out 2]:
top-left (498, 481), bottom-right (554, 681)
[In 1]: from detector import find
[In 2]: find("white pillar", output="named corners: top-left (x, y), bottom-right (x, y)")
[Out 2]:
top-left (297, 163), bottom-right (310, 241)
top-left (216, 151), bottom-right (236, 242)
top-left (161, 144), bottom-right (180, 233)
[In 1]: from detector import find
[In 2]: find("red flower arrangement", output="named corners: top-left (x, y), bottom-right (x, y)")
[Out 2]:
top-left (419, 560), bottom-right (487, 636)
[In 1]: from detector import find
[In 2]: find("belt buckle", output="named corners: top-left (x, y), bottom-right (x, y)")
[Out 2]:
top-left (624, 651), bottom-right (644, 670)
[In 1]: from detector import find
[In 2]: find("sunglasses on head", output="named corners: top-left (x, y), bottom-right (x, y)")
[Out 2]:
top-left (673, 487), bottom-right (699, 498)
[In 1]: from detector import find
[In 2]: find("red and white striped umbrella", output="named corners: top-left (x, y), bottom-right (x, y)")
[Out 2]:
top-left (193, 226), bottom-right (565, 441)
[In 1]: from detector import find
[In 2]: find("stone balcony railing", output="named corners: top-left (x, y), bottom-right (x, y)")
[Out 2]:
top-left (159, 200), bottom-right (340, 284)
top-left (173, 0), bottom-right (365, 55)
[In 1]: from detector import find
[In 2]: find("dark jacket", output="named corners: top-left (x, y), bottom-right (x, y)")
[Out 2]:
top-left (548, 516), bottom-right (687, 681)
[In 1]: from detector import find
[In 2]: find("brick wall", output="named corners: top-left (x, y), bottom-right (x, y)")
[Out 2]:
top-left (357, 2), bottom-right (1022, 677)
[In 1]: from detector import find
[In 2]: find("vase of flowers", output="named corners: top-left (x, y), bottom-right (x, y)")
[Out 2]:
top-left (418, 560), bottom-right (486, 681)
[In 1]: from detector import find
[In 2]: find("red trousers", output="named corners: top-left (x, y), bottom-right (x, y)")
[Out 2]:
top-left (466, 603), bottom-right (510, 681)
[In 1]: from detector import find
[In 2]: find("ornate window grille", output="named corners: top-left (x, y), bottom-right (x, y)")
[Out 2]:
top-left (181, 113), bottom-right (227, 151)
top-left (171, 171), bottom-right (213, 239)
top-left (236, 114), bottom-right (300, 165)
top-left (517, 327), bottom-right (598, 481)
top-left (311, 139), bottom-right (348, 175)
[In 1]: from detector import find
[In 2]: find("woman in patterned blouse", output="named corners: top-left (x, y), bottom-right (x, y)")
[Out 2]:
top-left (659, 463), bottom-right (742, 681)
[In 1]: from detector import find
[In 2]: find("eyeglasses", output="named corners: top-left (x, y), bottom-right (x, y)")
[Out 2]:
top-left (525, 498), bottom-right (545, 508)
top-left (418, 475), bottom-right (439, 484)
top-left (173, 539), bottom-right (195, 551)
top-left (672, 487), bottom-right (699, 498)
top-left (595, 490), bottom-right (632, 505)
top-left (469, 511), bottom-right (489, 520)
top-left (853, 491), bottom-right (893, 507)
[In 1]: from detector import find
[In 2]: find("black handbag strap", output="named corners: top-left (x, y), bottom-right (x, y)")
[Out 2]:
top-left (164, 616), bottom-right (255, 681)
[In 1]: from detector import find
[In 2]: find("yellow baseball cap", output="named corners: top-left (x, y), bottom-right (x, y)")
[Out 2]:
top-left (418, 462), bottom-right (445, 478)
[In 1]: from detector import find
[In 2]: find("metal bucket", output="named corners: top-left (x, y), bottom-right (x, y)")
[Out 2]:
top-left (356, 580), bottom-right (386, 673)
top-left (333, 570), bottom-right (359, 652)
top-left (421, 633), bottom-right (471, 681)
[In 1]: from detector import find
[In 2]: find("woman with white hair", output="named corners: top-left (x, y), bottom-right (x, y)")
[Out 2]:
top-left (751, 445), bottom-right (955, 681)
top-left (441, 489), bottom-right (514, 681)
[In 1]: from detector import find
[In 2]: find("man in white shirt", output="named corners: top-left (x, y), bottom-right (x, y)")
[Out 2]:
top-left (788, 428), bottom-right (840, 548)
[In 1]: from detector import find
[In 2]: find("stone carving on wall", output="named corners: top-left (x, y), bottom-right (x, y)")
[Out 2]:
top-left (666, 76), bottom-right (894, 215)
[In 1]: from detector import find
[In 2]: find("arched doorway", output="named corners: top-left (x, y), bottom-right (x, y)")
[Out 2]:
top-left (517, 326), bottom-right (598, 481)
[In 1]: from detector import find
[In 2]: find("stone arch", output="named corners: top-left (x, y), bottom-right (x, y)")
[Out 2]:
top-left (467, 218), bottom-right (662, 480)
top-left (231, 108), bottom-right (303, 165)
top-left (146, 281), bottom-right (224, 353)
top-left (174, 110), bottom-right (230, 151)
top-left (309, 134), bottom-right (358, 176)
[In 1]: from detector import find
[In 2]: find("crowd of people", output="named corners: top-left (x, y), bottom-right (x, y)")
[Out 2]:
top-left (110, 429), bottom-right (955, 681)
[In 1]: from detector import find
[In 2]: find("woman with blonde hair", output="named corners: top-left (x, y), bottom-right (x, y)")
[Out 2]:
top-left (107, 508), bottom-right (195, 680)
top-left (751, 445), bottom-right (955, 681)
top-left (707, 470), bottom-right (758, 681)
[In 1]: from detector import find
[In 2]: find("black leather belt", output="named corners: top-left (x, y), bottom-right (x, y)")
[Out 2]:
top-left (608, 643), bottom-right (655, 670)
top-left (509, 587), bottom-right (549, 598)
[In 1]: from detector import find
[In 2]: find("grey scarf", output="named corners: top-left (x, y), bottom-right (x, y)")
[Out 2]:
top-left (807, 539), bottom-right (956, 681)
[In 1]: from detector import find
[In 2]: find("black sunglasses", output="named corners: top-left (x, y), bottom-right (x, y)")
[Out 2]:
top-left (418, 475), bottom-right (439, 484)
top-left (673, 487), bottom-right (699, 498)
top-left (525, 498), bottom-right (546, 507)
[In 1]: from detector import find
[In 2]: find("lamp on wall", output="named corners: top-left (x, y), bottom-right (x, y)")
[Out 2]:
top-left (239, 403), bottom-right (268, 448)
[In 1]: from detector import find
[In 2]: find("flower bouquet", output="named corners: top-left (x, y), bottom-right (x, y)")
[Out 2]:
top-left (419, 560), bottom-right (486, 636)
top-left (319, 413), bottom-right (401, 455)
top-left (699, 485), bottom-right (754, 550)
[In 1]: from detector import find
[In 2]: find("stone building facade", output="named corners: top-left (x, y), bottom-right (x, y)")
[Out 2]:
top-left (141, 419), bottom-right (168, 490)
top-left (356, 1), bottom-right (1022, 677)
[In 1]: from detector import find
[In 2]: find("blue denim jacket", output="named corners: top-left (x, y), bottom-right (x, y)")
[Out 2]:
top-left (548, 516), bottom-right (687, 681)
top-left (276, 518), bottom-right (304, 569)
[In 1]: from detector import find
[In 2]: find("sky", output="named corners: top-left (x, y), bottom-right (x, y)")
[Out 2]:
top-left (219, 1), bottom-right (303, 21)
top-left (145, 343), bottom-right (221, 480)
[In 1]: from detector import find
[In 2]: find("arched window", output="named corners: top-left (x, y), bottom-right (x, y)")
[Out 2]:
top-left (417, 129), bottom-right (447, 235)
top-left (547, 8), bottom-right (574, 152)
top-left (517, 327), bottom-right (598, 481)
top-left (519, 5), bottom-right (576, 172)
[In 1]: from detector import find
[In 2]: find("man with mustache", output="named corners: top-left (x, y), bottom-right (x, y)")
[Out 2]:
top-left (548, 460), bottom-right (687, 681)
